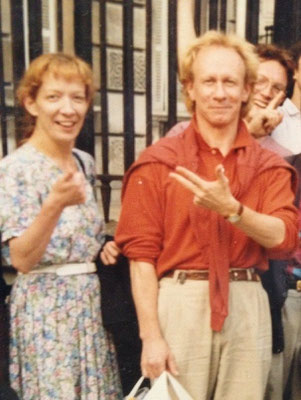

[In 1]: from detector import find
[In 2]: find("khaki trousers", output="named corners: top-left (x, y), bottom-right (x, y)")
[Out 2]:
top-left (158, 274), bottom-right (272, 400)
top-left (265, 289), bottom-right (301, 400)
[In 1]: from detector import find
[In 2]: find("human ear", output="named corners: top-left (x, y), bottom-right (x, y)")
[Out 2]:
top-left (23, 96), bottom-right (38, 117)
top-left (185, 80), bottom-right (196, 102)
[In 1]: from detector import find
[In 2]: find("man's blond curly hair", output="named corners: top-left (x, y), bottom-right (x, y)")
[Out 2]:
top-left (180, 30), bottom-right (259, 118)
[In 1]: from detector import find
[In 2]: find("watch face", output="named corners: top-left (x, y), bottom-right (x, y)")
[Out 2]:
top-left (227, 214), bottom-right (241, 223)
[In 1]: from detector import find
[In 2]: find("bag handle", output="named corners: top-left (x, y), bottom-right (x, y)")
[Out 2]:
top-left (166, 372), bottom-right (194, 399)
top-left (125, 371), bottom-right (194, 400)
top-left (125, 375), bottom-right (145, 399)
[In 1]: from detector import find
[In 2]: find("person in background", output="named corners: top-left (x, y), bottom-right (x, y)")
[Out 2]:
top-left (0, 53), bottom-right (122, 400)
top-left (115, 31), bottom-right (298, 400)
top-left (264, 41), bottom-right (301, 400)
top-left (270, 42), bottom-right (301, 155)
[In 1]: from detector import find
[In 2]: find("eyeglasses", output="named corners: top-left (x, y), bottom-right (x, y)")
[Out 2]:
top-left (254, 75), bottom-right (286, 97)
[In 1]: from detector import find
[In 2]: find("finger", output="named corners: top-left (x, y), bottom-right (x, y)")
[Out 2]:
top-left (174, 166), bottom-right (205, 187)
top-left (193, 195), bottom-right (202, 206)
top-left (141, 368), bottom-right (149, 379)
top-left (111, 241), bottom-right (121, 253)
top-left (266, 90), bottom-right (285, 110)
top-left (78, 191), bottom-right (86, 204)
top-left (169, 172), bottom-right (200, 195)
top-left (100, 251), bottom-right (110, 265)
top-left (215, 164), bottom-right (227, 186)
top-left (61, 171), bottom-right (74, 182)
top-left (73, 171), bottom-right (85, 185)
top-left (104, 241), bottom-right (120, 257)
top-left (106, 253), bottom-right (118, 265)
top-left (142, 363), bottom-right (161, 380)
top-left (167, 353), bottom-right (179, 376)
top-left (141, 362), bottom-right (150, 379)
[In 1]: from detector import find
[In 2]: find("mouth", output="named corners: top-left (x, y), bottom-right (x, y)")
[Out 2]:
top-left (55, 121), bottom-right (77, 128)
top-left (209, 107), bottom-right (231, 111)
top-left (253, 99), bottom-right (268, 109)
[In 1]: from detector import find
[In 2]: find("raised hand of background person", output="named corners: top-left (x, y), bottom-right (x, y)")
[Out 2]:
top-left (246, 91), bottom-right (285, 138)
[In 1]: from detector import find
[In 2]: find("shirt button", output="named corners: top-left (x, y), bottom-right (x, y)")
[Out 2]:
top-left (211, 149), bottom-right (217, 155)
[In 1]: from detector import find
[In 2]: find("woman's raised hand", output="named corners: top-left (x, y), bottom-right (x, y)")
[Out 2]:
top-left (50, 170), bottom-right (86, 208)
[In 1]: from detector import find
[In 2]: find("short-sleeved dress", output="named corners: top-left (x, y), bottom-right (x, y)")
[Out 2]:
top-left (0, 143), bottom-right (122, 400)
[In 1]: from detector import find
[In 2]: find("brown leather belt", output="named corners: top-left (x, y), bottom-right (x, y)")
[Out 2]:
top-left (164, 269), bottom-right (261, 284)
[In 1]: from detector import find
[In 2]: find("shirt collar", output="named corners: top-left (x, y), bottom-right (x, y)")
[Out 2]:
top-left (192, 115), bottom-right (252, 152)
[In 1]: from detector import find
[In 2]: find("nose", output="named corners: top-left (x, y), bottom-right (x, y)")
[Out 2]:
top-left (260, 82), bottom-right (274, 99)
top-left (213, 82), bottom-right (226, 100)
top-left (60, 97), bottom-right (76, 114)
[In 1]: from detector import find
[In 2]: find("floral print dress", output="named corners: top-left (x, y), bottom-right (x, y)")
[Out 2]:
top-left (0, 144), bottom-right (122, 400)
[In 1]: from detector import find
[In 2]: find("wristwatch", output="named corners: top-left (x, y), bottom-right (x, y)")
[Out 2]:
top-left (225, 203), bottom-right (244, 223)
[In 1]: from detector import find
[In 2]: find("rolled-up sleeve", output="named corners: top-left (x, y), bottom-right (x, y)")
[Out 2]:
top-left (259, 167), bottom-right (298, 258)
top-left (115, 163), bottom-right (168, 264)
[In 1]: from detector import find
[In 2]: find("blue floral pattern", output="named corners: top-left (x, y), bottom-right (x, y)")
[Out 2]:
top-left (0, 144), bottom-right (122, 399)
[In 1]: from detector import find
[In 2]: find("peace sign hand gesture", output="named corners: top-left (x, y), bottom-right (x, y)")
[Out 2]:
top-left (247, 91), bottom-right (285, 139)
top-left (169, 164), bottom-right (240, 217)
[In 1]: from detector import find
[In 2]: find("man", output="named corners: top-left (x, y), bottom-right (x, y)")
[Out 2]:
top-left (115, 32), bottom-right (298, 399)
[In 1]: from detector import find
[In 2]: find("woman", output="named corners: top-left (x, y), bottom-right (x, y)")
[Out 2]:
top-left (0, 53), bottom-right (122, 399)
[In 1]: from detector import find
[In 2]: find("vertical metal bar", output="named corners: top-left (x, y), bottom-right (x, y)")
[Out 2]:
top-left (274, 0), bottom-right (292, 47)
top-left (100, 0), bottom-right (109, 175)
top-left (209, 0), bottom-right (218, 30)
top-left (57, 0), bottom-right (63, 52)
top-left (292, 0), bottom-right (301, 44)
top-left (123, 0), bottom-right (135, 170)
top-left (220, 0), bottom-right (227, 32)
top-left (194, 0), bottom-right (201, 36)
top-left (28, 0), bottom-right (43, 60)
top-left (10, 0), bottom-right (26, 144)
top-left (167, 0), bottom-right (177, 131)
top-left (145, 0), bottom-right (152, 146)
top-left (99, 0), bottom-right (111, 222)
top-left (0, 1), bottom-right (8, 156)
top-left (10, 0), bottom-right (25, 85)
top-left (74, 0), bottom-right (92, 65)
top-left (245, 0), bottom-right (259, 44)
top-left (74, 0), bottom-right (94, 156)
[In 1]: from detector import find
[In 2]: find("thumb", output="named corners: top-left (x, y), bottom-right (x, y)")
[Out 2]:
top-left (167, 353), bottom-right (179, 376)
top-left (73, 171), bottom-right (85, 184)
top-left (62, 170), bottom-right (74, 182)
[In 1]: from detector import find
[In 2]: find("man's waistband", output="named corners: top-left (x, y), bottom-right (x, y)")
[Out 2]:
top-left (20, 263), bottom-right (96, 276)
top-left (163, 268), bottom-right (260, 284)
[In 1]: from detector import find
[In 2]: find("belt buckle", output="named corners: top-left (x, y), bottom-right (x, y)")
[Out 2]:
top-left (297, 280), bottom-right (301, 292)
top-left (178, 271), bottom-right (187, 284)
top-left (232, 271), bottom-right (239, 281)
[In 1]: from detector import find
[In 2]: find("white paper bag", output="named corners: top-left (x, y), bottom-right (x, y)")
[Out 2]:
top-left (125, 371), bottom-right (194, 400)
